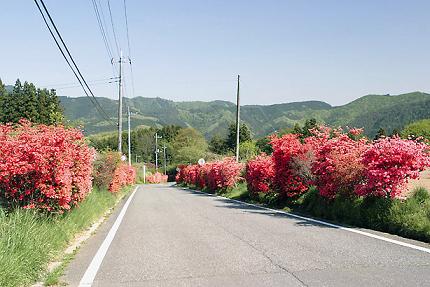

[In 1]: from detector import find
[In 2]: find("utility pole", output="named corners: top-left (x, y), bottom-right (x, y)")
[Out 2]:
top-left (127, 106), bottom-right (131, 166)
top-left (235, 74), bottom-right (240, 162)
top-left (154, 132), bottom-right (162, 172)
top-left (163, 145), bottom-right (167, 175)
top-left (116, 51), bottom-right (125, 154)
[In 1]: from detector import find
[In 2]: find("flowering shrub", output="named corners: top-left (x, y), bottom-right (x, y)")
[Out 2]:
top-left (93, 151), bottom-right (121, 189)
top-left (245, 154), bottom-right (274, 196)
top-left (270, 134), bottom-right (313, 197)
top-left (0, 120), bottom-right (95, 211)
top-left (311, 132), bottom-right (369, 198)
top-left (176, 158), bottom-right (243, 192)
top-left (109, 164), bottom-right (136, 193)
top-left (175, 164), bottom-right (187, 184)
top-left (356, 137), bottom-right (430, 198)
top-left (146, 172), bottom-right (168, 184)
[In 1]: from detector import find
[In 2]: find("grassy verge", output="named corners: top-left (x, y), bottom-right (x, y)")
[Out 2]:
top-left (0, 186), bottom-right (133, 287)
top-left (182, 183), bottom-right (430, 243)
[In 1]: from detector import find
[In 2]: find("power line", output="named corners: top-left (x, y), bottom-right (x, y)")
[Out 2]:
top-left (33, 0), bottom-right (115, 126)
top-left (91, 0), bottom-right (113, 61)
top-left (107, 0), bottom-right (121, 57)
top-left (123, 0), bottom-right (136, 97)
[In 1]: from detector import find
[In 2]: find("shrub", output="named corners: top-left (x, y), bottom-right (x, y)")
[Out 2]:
top-left (0, 120), bottom-right (95, 212)
top-left (92, 151), bottom-right (121, 189)
top-left (270, 134), bottom-right (313, 198)
top-left (311, 133), bottom-right (369, 198)
top-left (245, 154), bottom-right (274, 196)
top-left (356, 137), bottom-right (430, 198)
top-left (176, 158), bottom-right (243, 192)
top-left (146, 172), bottom-right (168, 184)
top-left (109, 164), bottom-right (136, 193)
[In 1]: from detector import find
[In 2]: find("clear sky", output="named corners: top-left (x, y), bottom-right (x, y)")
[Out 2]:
top-left (1, 0), bottom-right (430, 106)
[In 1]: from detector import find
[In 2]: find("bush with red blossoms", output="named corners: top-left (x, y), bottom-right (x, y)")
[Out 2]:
top-left (311, 131), bottom-right (369, 198)
top-left (356, 137), bottom-right (430, 198)
top-left (0, 120), bottom-right (95, 212)
top-left (175, 164), bottom-right (187, 184)
top-left (176, 158), bottom-right (244, 192)
top-left (146, 172), bottom-right (168, 184)
top-left (108, 163), bottom-right (136, 193)
top-left (245, 154), bottom-right (275, 196)
top-left (270, 134), bottom-right (314, 198)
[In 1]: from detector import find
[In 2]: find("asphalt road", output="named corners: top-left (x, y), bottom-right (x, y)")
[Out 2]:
top-left (64, 184), bottom-right (430, 286)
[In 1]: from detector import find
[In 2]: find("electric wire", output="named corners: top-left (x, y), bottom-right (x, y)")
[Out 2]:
top-left (33, 0), bottom-right (116, 127)
top-left (107, 0), bottom-right (121, 57)
top-left (123, 0), bottom-right (136, 97)
top-left (91, 0), bottom-right (113, 61)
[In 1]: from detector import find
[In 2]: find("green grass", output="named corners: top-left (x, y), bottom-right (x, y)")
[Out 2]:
top-left (0, 186), bottom-right (133, 287)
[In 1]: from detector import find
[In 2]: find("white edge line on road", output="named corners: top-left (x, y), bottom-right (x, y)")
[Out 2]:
top-left (183, 187), bottom-right (430, 255)
top-left (78, 186), bottom-right (139, 287)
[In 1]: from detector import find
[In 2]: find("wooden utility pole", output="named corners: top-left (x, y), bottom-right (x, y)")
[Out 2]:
top-left (154, 132), bottom-right (162, 172)
top-left (117, 51), bottom-right (124, 153)
top-left (235, 74), bottom-right (240, 162)
top-left (127, 106), bottom-right (131, 166)
top-left (163, 145), bottom-right (167, 175)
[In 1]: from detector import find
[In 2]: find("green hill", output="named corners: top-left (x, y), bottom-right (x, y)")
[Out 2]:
top-left (59, 91), bottom-right (430, 138)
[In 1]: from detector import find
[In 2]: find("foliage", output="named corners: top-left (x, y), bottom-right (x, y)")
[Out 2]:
top-left (0, 186), bottom-right (132, 287)
top-left (92, 151), bottom-right (122, 189)
top-left (239, 140), bottom-right (258, 161)
top-left (109, 164), bottom-right (136, 193)
top-left (225, 123), bottom-right (252, 152)
top-left (270, 134), bottom-right (313, 198)
top-left (255, 136), bottom-right (273, 154)
top-left (245, 154), bottom-right (274, 196)
top-left (401, 119), bottom-right (430, 142)
top-left (0, 79), bottom-right (63, 125)
top-left (146, 172), bottom-right (168, 184)
top-left (0, 120), bottom-right (94, 212)
top-left (176, 158), bottom-right (244, 192)
top-left (356, 137), bottom-right (430, 198)
top-left (209, 134), bottom-right (228, 154)
top-left (311, 128), bottom-right (369, 198)
top-left (172, 127), bottom-right (208, 164)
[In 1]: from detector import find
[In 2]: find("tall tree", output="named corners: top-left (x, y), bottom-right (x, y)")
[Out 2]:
top-left (225, 123), bottom-right (252, 152)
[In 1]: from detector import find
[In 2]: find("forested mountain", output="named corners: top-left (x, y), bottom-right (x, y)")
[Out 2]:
top-left (60, 91), bottom-right (430, 138)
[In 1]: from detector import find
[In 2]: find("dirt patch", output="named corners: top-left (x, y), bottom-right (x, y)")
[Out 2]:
top-left (407, 169), bottom-right (430, 195)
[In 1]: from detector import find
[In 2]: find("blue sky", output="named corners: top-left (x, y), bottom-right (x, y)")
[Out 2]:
top-left (1, 0), bottom-right (430, 106)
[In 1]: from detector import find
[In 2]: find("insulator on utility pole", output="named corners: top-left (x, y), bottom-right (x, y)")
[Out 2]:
top-left (235, 74), bottom-right (240, 162)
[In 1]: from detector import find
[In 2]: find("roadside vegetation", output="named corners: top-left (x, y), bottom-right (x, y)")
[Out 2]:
top-left (176, 122), bottom-right (430, 243)
top-left (0, 117), bottom-right (136, 286)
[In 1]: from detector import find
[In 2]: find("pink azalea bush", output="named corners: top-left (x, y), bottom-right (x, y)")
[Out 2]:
top-left (147, 172), bottom-right (168, 184)
top-left (356, 136), bottom-right (430, 198)
top-left (245, 154), bottom-right (274, 196)
top-left (109, 163), bottom-right (136, 193)
top-left (176, 157), bottom-right (244, 192)
top-left (0, 120), bottom-right (95, 211)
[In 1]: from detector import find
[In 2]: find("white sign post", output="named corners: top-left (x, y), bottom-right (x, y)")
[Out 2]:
top-left (143, 165), bottom-right (146, 184)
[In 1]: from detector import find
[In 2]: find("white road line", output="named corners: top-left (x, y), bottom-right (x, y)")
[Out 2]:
top-left (79, 186), bottom-right (139, 287)
top-left (183, 187), bottom-right (430, 254)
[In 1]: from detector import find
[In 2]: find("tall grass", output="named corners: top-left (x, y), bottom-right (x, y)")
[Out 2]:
top-left (0, 186), bottom-right (132, 287)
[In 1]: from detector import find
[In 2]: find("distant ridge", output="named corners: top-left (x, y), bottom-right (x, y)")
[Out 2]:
top-left (58, 92), bottom-right (430, 138)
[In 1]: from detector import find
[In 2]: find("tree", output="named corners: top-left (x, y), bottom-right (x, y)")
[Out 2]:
top-left (0, 79), bottom-right (63, 125)
top-left (225, 123), bottom-right (252, 152)
top-left (256, 136), bottom-right (273, 154)
top-left (172, 128), bottom-right (208, 164)
top-left (239, 141), bottom-right (258, 161)
top-left (401, 119), bottom-right (430, 142)
top-left (209, 134), bottom-right (228, 154)
top-left (301, 118), bottom-right (318, 138)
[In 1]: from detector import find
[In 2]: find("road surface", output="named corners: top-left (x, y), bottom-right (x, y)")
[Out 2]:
top-left (64, 184), bottom-right (430, 286)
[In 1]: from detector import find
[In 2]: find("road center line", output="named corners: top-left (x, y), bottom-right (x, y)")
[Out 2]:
top-left (183, 187), bottom-right (430, 254)
top-left (79, 186), bottom-right (139, 287)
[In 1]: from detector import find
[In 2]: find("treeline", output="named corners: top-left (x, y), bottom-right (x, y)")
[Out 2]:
top-left (0, 79), bottom-right (63, 125)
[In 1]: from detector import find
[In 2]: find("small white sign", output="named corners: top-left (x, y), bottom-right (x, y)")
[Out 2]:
top-left (121, 155), bottom-right (127, 162)
top-left (198, 158), bottom-right (206, 166)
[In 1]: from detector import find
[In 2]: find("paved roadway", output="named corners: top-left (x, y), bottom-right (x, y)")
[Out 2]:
top-left (64, 184), bottom-right (430, 286)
